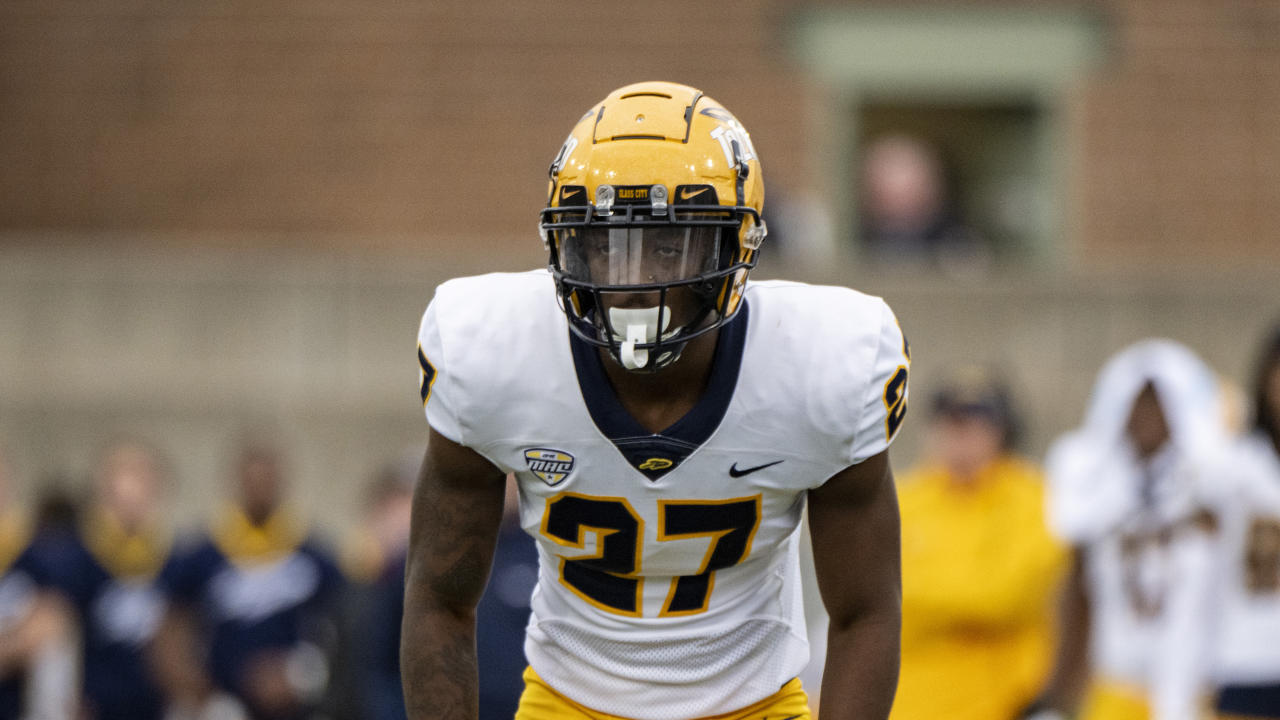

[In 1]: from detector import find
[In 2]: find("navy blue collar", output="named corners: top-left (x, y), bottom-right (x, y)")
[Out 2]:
top-left (569, 302), bottom-right (749, 481)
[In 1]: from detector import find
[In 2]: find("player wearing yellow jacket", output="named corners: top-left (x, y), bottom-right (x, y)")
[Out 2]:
top-left (893, 370), bottom-right (1067, 720)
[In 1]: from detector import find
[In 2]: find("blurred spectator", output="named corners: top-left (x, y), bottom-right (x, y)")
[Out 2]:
top-left (892, 367), bottom-right (1066, 720)
top-left (1030, 340), bottom-right (1225, 720)
top-left (858, 133), bottom-right (990, 273)
top-left (26, 439), bottom-right (179, 720)
top-left (0, 449), bottom-right (78, 720)
top-left (383, 473), bottom-right (535, 720)
top-left (474, 477), bottom-right (538, 720)
top-left (154, 442), bottom-right (343, 720)
top-left (1210, 322), bottom-right (1280, 718)
top-left (336, 451), bottom-right (417, 720)
top-left (340, 453), bottom-right (416, 585)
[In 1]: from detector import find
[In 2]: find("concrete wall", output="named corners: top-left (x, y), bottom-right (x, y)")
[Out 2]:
top-left (3, 242), bottom-right (1275, 533)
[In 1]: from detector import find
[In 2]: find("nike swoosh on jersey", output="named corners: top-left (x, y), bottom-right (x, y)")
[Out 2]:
top-left (728, 460), bottom-right (784, 478)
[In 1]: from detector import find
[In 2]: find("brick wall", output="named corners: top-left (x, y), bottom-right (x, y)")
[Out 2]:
top-left (0, 0), bottom-right (1275, 260)
top-left (1074, 0), bottom-right (1280, 265)
top-left (0, 0), bottom-right (802, 248)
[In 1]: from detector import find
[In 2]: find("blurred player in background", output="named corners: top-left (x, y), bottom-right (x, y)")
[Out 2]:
top-left (154, 443), bottom-right (343, 720)
top-left (1028, 340), bottom-right (1225, 720)
top-left (0, 447), bottom-right (77, 720)
top-left (471, 477), bottom-right (538, 720)
top-left (19, 439), bottom-right (176, 720)
top-left (340, 455), bottom-right (417, 586)
top-left (366, 470), bottom-right (536, 720)
top-left (344, 453), bottom-right (416, 720)
top-left (330, 453), bottom-right (414, 717)
top-left (893, 368), bottom-right (1066, 720)
top-left (1212, 323), bottom-right (1280, 719)
top-left (402, 81), bottom-right (909, 720)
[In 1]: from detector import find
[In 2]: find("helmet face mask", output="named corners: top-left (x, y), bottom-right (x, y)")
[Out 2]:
top-left (539, 82), bottom-right (767, 373)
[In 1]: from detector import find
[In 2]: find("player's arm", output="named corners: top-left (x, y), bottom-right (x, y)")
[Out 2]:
top-left (1019, 546), bottom-right (1092, 720)
top-left (0, 590), bottom-right (73, 674)
top-left (400, 427), bottom-right (507, 720)
top-left (0, 591), bottom-right (78, 720)
top-left (149, 602), bottom-right (216, 710)
top-left (807, 449), bottom-right (902, 720)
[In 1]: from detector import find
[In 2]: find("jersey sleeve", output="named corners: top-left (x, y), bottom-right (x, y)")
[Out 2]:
top-left (416, 293), bottom-right (466, 445)
top-left (846, 300), bottom-right (911, 465)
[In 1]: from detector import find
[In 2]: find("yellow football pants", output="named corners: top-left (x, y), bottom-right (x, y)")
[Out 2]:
top-left (1079, 679), bottom-right (1150, 720)
top-left (514, 666), bottom-right (813, 720)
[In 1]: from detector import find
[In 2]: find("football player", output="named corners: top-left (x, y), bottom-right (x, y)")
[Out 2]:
top-left (0, 448), bottom-right (77, 720)
top-left (402, 82), bottom-right (910, 720)
top-left (18, 439), bottom-right (177, 720)
top-left (1026, 340), bottom-right (1225, 720)
top-left (1211, 323), bottom-right (1280, 719)
top-left (153, 443), bottom-right (343, 720)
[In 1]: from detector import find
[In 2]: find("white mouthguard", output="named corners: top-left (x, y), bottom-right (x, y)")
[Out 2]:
top-left (609, 306), bottom-right (674, 370)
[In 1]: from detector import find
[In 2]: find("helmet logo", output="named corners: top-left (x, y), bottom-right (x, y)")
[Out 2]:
top-left (679, 186), bottom-right (709, 201)
top-left (548, 135), bottom-right (579, 178)
top-left (524, 448), bottom-right (576, 486)
top-left (702, 107), bottom-right (757, 168)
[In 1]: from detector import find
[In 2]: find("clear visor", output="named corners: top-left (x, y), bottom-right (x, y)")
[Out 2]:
top-left (560, 225), bottom-right (723, 286)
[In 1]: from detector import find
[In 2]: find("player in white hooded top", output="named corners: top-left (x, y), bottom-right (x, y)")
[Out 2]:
top-left (400, 83), bottom-right (909, 720)
top-left (1026, 339), bottom-right (1226, 720)
top-left (1212, 323), bottom-right (1280, 719)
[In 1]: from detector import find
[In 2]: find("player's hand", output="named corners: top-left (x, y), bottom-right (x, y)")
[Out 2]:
top-left (242, 651), bottom-right (301, 717)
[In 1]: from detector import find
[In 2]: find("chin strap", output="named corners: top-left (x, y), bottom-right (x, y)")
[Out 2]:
top-left (608, 306), bottom-right (675, 371)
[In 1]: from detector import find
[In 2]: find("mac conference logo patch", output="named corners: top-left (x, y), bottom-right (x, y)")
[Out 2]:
top-left (524, 448), bottom-right (576, 486)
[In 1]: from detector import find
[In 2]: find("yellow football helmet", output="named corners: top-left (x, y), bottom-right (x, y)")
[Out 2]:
top-left (539, 81), bottom-right (766, 372)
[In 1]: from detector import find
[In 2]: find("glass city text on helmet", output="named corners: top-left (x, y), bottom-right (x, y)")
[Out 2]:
top-left (539, 81), bottom-right (767, 372)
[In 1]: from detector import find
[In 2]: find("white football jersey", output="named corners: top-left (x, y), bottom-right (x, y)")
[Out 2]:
top-left (417, 270), bottom-right (909, 719)
top-left (1046, 340), bottom-right (1223, 720)
top-left (1213, 431), bottom-right (1280, 685)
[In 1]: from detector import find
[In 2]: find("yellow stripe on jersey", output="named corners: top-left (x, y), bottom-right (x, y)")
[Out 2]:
top-left (0, 509), bottom-right (28, 573)
top-left (82, 508), bottom-right (171, 579)
top-left (515, 666), bottom-right (811, 720)
top-left (210, 504), bottom-right (304, 566)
